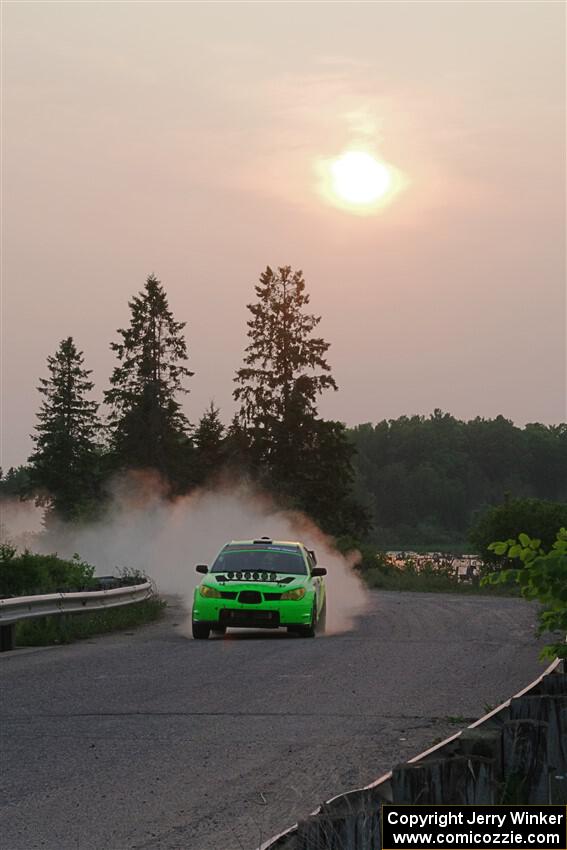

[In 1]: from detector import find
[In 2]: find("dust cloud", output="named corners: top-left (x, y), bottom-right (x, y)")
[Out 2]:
top-left (2, 474), bottom-right (368, 635)
top-left (0, 499), bottom-right (44, 550)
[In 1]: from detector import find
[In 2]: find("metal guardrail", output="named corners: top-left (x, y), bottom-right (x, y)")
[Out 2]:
top-left (0, 581), bottom-right (153, 651)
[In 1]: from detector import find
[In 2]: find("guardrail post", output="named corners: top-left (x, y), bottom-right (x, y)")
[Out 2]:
top-left (391, 756), bottom-right (496, 804)
top-left (502, 719), bottom-right (549, 803)
top-left (0, 623), bottom-right (15, 652)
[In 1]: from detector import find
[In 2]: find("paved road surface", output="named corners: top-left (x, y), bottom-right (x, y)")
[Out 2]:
top-left (0, 591), bottom-right (546, 850)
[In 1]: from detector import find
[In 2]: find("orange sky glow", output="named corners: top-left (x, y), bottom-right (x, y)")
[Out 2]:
top-left (1, 1), bottom-right (565, 467)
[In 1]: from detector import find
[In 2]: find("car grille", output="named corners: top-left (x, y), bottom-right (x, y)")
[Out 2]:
top-left (220, 609), bottom-right (280, 627)
top-left (238, 590), bottom-right (262, 604)
top-left (263, 592), bottom-right (282, 601)
top-left (220, 591), bottom-right (237, 599)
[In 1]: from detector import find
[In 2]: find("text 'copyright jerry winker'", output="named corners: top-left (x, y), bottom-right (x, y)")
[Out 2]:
top-left (381, 805), bottom-right (567, 850)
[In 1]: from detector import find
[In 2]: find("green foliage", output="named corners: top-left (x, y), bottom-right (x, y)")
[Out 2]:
top-left (349, 414), bottom-right (567, 547)
top-left (193, 402), bottom-right (226, 485)
top-left (362, 555), bottom-right (506, 595)
top-left (0, 544), bottom-right (95, 597)
top-left (445, 715), bottom-right (471, 726)
top-left (233, 265), bottom-right (368, 536)
top-left (15, 597), bottom-right (166, 646)
top-left (470, 497), bottom-right (567, 565)
top-left (28, 337), bottom-right (103, 522)
top-left (335, 538), bottom-right (512, 595)
top-left (486, 530), bottom-right (567, 659)
top-left (272, 416), bottom-right (370, 537)
top-left (114, 565), bottom-right (150, 585)
top-left (105, 274), bottom-right (194, 490)
top-left (0, 466), bottom-right (32, 499)
top-left (362, 552), bottom-right (444, 591)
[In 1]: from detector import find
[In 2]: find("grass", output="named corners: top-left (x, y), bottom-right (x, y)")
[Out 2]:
top-left (15, 597), bottom-right (166, 647)
top-left (445, 715), bottom-right (474, 725)
top-left (338, 540), bottom-right (518, 596)
top-left (362, 566), bottom-right (519, 595)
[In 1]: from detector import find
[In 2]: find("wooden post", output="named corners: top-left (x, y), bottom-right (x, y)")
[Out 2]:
top-left (509, 694), bottom-right (567, 777)
top-left (295, 810), bottom-right (380, 850)
top-left (391, 756), bottom-right (496, 804)
top-left (502, 719), bottom-right (549, 803)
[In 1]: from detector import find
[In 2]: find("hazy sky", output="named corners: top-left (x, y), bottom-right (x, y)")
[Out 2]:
top-left (2, 1), bottom-right (565, 468)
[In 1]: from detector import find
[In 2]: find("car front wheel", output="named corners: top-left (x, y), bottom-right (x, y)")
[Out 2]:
top-left (192, 622), bottom-right (211, 640)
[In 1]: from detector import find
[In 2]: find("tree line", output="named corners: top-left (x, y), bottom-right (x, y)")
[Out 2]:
top-left (2, 269), bottom-right (566, 549)
top-left (350, 413), bottom-right (567, 547)
top-left (2, 268), bottom-right (368, 537)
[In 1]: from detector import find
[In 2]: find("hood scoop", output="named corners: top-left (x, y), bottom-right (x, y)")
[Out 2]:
top-left (214, 572), bottom-right (296, 584)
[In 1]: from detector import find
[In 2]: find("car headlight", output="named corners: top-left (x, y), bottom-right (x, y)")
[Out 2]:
top-left (199, 585), bottom-right (222, 598)
top-left (280, 587), bottom-right (306, 600)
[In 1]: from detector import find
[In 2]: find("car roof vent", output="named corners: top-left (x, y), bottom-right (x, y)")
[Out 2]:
top-left (253, 537), bottom-right (272, 544)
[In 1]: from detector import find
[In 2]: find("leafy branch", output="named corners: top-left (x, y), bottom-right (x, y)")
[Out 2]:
top-left (485, 529), bottom-right (567, 659)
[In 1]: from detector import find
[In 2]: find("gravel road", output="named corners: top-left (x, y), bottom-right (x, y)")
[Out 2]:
top-left (0, 590), bottom-right (546, 850)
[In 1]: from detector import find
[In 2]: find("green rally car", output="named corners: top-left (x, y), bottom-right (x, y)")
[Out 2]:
top-left (191, 538), bottom-right (327, 639)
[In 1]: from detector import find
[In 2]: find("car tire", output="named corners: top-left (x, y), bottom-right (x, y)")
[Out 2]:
top-left (212, 626), bottom-right (227, 635)
top-left (317, 598), bottom-right (326, 633)
top-left (192, 622), bottom-right (211, 640)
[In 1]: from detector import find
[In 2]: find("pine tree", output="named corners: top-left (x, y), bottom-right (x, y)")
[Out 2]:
top-left (105, 274), bottom-right (194, 488)
top-left (234, 265), bottom-right (336, 464)
top-left (233, 265), bottom-right (368, 535)
top-left (193, 402), bottom-right (225, 485)
top-left (223, 414), bottom-right (253, 475)
top-left (0, 466), bottom-right (31, 499)
top-left (29, 337), bottom-right (102, 521)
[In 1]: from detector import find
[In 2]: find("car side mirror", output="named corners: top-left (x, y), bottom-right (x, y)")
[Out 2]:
top-left (196, 564), bottom-right (208, 574)
top-left (311, 567), bottom-right (326, 577)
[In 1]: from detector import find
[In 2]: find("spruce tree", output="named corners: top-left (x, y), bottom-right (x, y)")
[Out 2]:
top-left (223, 414), bottom-right (253, 476)
top-left (0, 466), bottom-right (31, 499)
top-left (29, 337), bottom-right (102, 521)
top-left (233, 265), bottom-right (368, 535)
top-left (234, 265), bottom-right (336, 463)
top-left (105, 274), bottom-right (193, 488)
top-left (193, 402), bottom-right (225, 485)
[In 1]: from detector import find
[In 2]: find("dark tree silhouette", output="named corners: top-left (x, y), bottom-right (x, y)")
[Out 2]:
top-left (234, 265), bottom-right (367, 535)
top-left (193, 402), bottom-right (225, 486)
top-left (105, 274), bottom-right (194, 489)
top-left (234, 265), bottom-right (336, 439)
top-left (29, 337), bottom-right (102, 521)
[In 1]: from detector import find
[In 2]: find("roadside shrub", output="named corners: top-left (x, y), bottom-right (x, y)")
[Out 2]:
top-left (364, 557), bottom-right (464, 593)
top-left (0, 545), bottom-right (95, 597)
top-left (114, 565), bottom-right (150, 586)
top-left (470, 498), bottom-right (567, 566)
top-left (340, 542), bottom-right (517, 595)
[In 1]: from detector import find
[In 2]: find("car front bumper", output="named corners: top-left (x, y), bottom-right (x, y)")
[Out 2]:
top-left (192, 593), bottom-right (314, 629)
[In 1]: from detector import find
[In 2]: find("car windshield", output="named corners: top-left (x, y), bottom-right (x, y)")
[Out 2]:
top-left (211, 547), bottom-right (307, 575)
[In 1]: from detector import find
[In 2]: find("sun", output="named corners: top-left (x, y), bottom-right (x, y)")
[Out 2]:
top-left (330, 151), bottom-right (392, 205)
